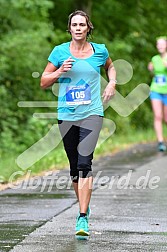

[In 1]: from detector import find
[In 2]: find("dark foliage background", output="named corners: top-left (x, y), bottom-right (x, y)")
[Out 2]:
top-left (1, 0), bottom-right (166, 158)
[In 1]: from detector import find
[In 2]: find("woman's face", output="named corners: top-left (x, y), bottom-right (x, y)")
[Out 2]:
top-left (156, 39), bottom-right (167, 54)
top-left (70, 15), bottom-right (89, 41)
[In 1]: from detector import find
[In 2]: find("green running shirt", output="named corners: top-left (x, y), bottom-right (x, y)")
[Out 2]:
top-left (150, 54), bottom-right (167, 94)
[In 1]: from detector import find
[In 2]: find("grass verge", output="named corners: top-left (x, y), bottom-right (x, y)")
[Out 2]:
top-left (1, 127), bottom-right (166, 186)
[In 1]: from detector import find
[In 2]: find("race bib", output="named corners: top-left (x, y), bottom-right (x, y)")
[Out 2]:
top-left (66, 84), bottom-right (91, 105)
top-left (155, 75), bottom-right (167, 86)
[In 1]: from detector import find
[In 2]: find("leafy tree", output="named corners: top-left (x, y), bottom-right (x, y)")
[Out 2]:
top-left (1, 0), bottom-right (167, 161)
top-left (0, 0), bottom-right (54, 154)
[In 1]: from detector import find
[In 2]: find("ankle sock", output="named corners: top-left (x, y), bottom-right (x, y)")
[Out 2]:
top-left (80, 213), bottom-right (86, 217)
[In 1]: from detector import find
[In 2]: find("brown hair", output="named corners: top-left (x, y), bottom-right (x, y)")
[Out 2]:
top-left (67, 10), bottom-right (94, 37)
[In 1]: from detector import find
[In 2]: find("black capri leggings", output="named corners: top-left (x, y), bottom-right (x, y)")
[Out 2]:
top-left (58, 115), bottom-right (103, 182)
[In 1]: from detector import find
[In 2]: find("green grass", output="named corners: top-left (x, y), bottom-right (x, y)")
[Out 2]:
top-left (0, 143), bottom-right (68, 183)
top-left (0, 127), bottom-right (166, 184)
top-left (94, 127), bottom-right (157, 157)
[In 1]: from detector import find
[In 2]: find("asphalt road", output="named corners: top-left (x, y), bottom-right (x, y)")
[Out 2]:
top-left (0, 143), bottom-right (167, 252)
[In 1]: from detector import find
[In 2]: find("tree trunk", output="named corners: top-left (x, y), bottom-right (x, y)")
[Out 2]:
top-left (73, 0), bottom-right (92, 16)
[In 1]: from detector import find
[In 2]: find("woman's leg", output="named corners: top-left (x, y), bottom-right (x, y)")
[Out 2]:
top-left (151, 99), bottom-right (163, 142)
top-left (77, 115), bottom-right (103, 214)
top-left (163, 104), bottom-right (167, 125)
top-left (58, 116), bottom-right (103, 214)
top-left (163, 104), bottom-right (167, 143)
top-left (78, 177), bottom-right (93, 214)
top-left (58, 120), bottom-right (80, 199)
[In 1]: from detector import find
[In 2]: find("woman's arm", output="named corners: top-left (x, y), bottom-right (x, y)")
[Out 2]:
top-left (40, 57), bottom-right (75, 89)
top-left (40, 62), bottom-right (61, 89)
top-left (148, 62), bottom-right (154, 72)
top-left (162, 58), bottom-right (167, 68)
top-left (102, 57), bottom-right (116, 103)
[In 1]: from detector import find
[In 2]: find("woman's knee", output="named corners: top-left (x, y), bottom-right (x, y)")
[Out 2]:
top-left (78, 170), bottom-right (93, 178)
top-left (154, 114), bottom-right (163, 122)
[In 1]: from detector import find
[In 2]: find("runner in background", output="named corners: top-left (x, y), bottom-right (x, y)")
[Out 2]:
top-left (148, 37), bottom-right (167, 152)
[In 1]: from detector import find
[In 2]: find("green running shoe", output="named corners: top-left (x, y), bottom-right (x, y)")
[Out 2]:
top-left (75, 216), bottom-right (89, 239)
top-left (86, 205), bottom-right (91, 219)
top-left (158, 142), bottom-right (166, 152)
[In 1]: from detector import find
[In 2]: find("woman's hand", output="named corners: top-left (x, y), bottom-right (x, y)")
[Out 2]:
top-left (162, 59), bottom-right (167, 68)
top-left (59, 56), bottom-right (75, 73)
top-left (102, 82), bottom-right (116, 103)
top-left (40, 57), bottom-right (75, 89)
top-left (148, 62), bottom-right (154, 72)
